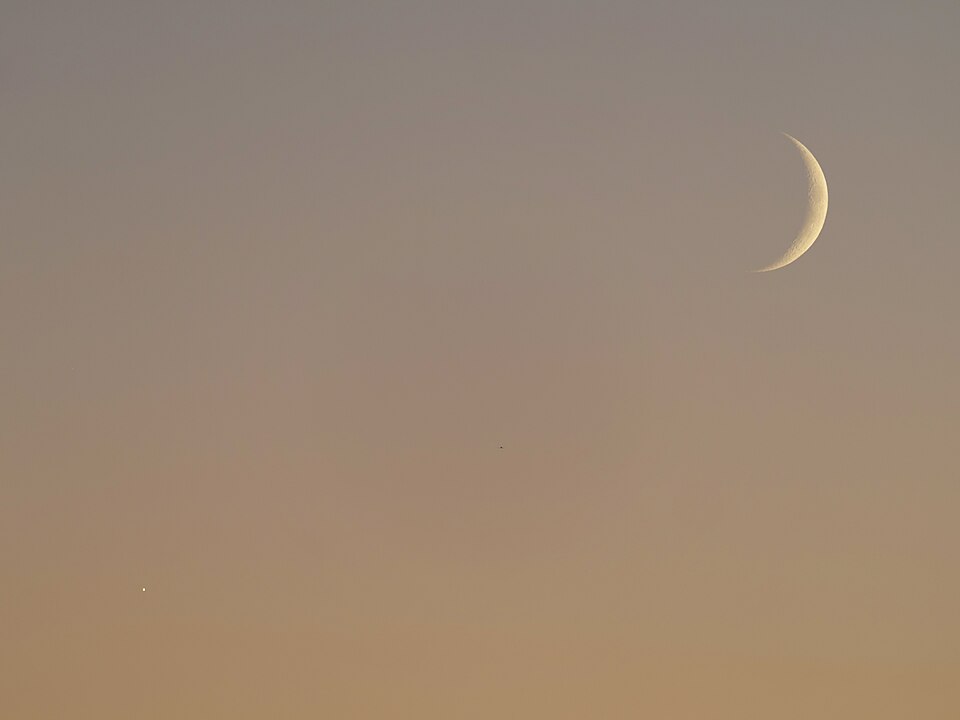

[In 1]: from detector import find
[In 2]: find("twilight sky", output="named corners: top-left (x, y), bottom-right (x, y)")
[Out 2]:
top-left (2, 2), bottom-right (959, 717)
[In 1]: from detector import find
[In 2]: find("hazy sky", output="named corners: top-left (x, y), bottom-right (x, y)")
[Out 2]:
top-left (3, 2), bottom-right (959, 717)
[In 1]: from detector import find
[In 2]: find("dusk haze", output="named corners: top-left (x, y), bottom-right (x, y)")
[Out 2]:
top-left (3, 2), bottom-right (959, 718)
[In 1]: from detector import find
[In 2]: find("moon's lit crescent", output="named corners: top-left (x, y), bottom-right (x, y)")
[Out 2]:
top-left (755, 133), bottom-right (829, 272)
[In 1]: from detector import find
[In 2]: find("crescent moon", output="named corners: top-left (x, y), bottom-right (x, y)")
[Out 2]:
top-left (755, 133), bottom-right (829, 272)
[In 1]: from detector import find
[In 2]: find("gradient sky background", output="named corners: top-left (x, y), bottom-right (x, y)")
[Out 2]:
top-left (3, 1), bottom-right (959, 717)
